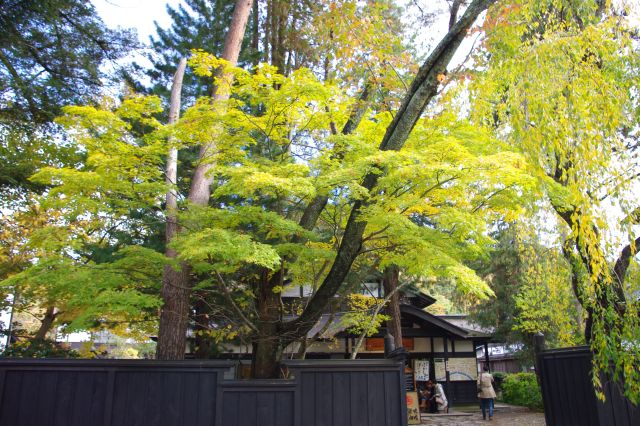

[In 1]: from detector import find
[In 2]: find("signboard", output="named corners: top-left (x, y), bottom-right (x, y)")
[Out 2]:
top-left (404, 367), bottom-right (414, 391)
top-left (365, 337), bottom-right (414, 351)
top-left (405, 391), bottom-right (421, 425)
top-left (414, 359), bottom-right (429, 382)
top-left (447, 357), bottom-right (478, 381)
top-left (434, 358), bottom-right (447, 382)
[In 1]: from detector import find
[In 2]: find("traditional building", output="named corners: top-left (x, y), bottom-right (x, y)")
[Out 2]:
top-left (224, 286), bottom-right (493, 405)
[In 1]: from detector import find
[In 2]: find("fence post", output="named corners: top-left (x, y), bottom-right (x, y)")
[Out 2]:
top-left (533, 332), bottom-right (545, 385)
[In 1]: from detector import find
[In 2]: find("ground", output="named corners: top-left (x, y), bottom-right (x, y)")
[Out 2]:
top-left (419, 404), bottom-right (545, 426)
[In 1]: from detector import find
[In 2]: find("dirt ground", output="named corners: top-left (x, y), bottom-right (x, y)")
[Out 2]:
top-left (420, 410), bottom-right (546, 425)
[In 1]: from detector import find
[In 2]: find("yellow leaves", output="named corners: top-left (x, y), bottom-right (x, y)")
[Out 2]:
top-left (189, 49), bottom-right (237, 79)
top-left (216, 162), bottom-right (315, 200)
top-left (340, 294), bottom-right (390, 337)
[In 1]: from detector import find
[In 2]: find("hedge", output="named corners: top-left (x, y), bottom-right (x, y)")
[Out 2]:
top-left (500, 372), bottom-right (543, 410)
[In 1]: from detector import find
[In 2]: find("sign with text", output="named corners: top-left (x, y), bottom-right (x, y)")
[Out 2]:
top-left (434, 358), bottom-right (447, 382)
top-left (447, 357), bottom-right (478, 381)
top-left (365, 337), bottom-right (414, 351)
top-left (406, 391), bottom-right (421, 425)
top-left (414, 359), bottom-right (430, 382)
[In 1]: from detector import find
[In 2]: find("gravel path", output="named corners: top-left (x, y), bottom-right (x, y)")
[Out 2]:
top-left (420, 411), bottom-right (545, 426)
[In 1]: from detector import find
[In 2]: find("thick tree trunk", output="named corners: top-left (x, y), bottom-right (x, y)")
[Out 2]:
top-left (157, 266), bottom-right (192, 359)
top-left (382, 265), bottom-right (403, 346)
top-left (250, 82), bottom-right (373, 373)
top-left (158, 0), bottom-right (254, 360)
top-left (34, 305), bottom-right (56, 341)
top-left (251, 270), bottom-right (282, 378)
top-left (282, 0), bottom-right (496, 344)
top-left (157, 59), bottom-right (190, 360)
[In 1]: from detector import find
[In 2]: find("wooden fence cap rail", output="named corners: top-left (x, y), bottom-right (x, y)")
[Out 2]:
top-left (0, 358), bottom-right (236, 369)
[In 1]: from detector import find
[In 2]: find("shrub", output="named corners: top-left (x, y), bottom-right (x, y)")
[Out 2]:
top-left (500, 372), bottom-right (543, 410)
top-left (492, 371), bottom-right (507, 393)
top-left (1, 339), bottom-right (79, 358)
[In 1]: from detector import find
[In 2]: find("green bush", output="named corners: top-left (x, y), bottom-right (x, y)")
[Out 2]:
top-left (500, 372), bottom-right (543, 410)
top-left (492, 371), bottom-right (507, 393)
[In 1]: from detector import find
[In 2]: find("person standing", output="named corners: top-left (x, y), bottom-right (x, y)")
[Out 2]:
top-left (478, 366), bottom-right (496, 420)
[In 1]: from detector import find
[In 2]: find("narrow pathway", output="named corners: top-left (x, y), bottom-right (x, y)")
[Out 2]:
top-left (420, 411), bottom-right (545, 425)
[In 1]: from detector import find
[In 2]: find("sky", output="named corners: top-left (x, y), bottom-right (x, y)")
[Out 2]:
top-left (92, 0), bottom-right (183, 41)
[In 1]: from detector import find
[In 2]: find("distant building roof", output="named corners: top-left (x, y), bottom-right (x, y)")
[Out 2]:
top-left (437, 314), bottom-right (493, 338)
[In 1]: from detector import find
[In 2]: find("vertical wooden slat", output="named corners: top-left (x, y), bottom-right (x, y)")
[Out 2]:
top-left (0, 368), bottom-right (5, 413)
top-left (73, 371), bottom-right (103, 426)
top-left (180, 373), bottom-right (195, 426)
top-left (257, 392), bottom-right (276, 426)
top-left (54, 371), bottom-right (78, 425)
top-left (316, 370), bottom-right (332, 426)
top-left (276, 389), bottom-right (295, 426)
top-left (18, 371), bottom-right (40, 426)
top-left (104, 370), bottom-right (115, 426)
top-left (301, 372), bottom-right (315, 426)
top-left (0, 371), bottom-right (22, 424)
top-left (350, 372), bottom-right (368, 426)
top-left (237, 392), bottom-right (257, 425)
top-left (197, 371), bottom-right (216, 424)
top-left (332, 371), bottom-right (350, 426)
top-left (36, 371), bottom-right (59, 426)
top-left (367, 371), bottom-right (385, 426)
top-left (110, 371), bottom-right (127, 426)
top-left (222, 391), bottom-right (239, 426)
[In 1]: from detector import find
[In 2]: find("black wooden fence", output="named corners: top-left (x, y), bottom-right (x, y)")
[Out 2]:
top-left (537, 346), bottom-right (639, 426)
top-left (0, 358), bottom-right (407, 426)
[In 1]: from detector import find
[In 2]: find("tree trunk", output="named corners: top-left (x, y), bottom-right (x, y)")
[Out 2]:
top-left (554, 201), bottom-right (628, 342)
top-left (251, 0), bottom-right (260, 66)
top-left (189, 0), bottom-right (254, 206)
top-left (251, 270), bottom-right (282, 378)
top-left (157, 58), bottom-right (190, 360)
top-left (382, 265), bottom-right (403, 346)
top-left (164, 58), bottom-right (186, 242)
top-left (34, 305), bottom-right (56, 341)
top-left (157, 0), bottom-right (254, 360)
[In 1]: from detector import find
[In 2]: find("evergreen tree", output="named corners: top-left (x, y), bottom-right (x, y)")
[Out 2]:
top-left (0, 0), bottom-right (138, 197)
top-left (145, 0), bottom-right (258, 104)
top-left (0, 0), bottom-right (138, 124)
top-left (470, 222), bottom-right (583, 365)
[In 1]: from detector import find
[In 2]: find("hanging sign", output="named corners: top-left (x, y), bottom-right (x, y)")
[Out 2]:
top-left (434, 358), bottom-right (447, 382)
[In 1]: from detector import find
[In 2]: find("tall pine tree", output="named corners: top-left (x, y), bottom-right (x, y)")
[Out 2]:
top-left (145, 0), bottom-right (258, 104)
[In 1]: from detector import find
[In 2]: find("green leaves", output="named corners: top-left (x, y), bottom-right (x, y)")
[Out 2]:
top-left (2, 246), bottom-right (163, 334)
top-left (172, 227), bottom-right (281, 274)
top-left (474, 0), bottom-right (640, 403)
